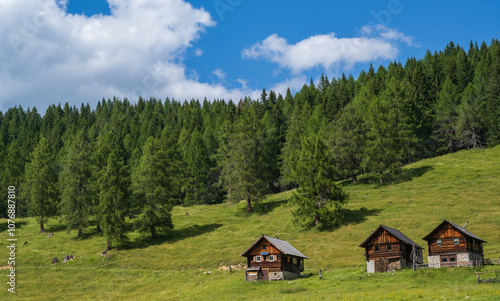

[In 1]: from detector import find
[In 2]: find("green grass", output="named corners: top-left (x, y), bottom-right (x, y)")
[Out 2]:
top-left (2, 146), bottom-right (500, 300)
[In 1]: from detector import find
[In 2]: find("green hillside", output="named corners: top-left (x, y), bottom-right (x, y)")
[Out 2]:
top-left (2, 146), bottom-right (500, 300)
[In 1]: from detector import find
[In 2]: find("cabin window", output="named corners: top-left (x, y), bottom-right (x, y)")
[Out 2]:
top-left (293, 258), bottom-right (297, 264)
top-left (387, 244), bottom-right (392, 251)
top-left (450, 257), bottom-right (456, 262)
top-left (436, 239), bottom-right (442, 246)
top-left (263, 246), bottom-right (267, 250)
top-left (269, 255), bottom-right (275, 262)
top-left (255, 256), bottom-right (262, 262)
top-left (287, 256), bottom-right (290, 263)
top-left (375, 245), bottom-right (380, 252)
top-left (441, 258), bottom-right (448, 262)
top-left (453, 238), bottom-right (459, 245)
top-left (472, 239), bottom-right (476, 246)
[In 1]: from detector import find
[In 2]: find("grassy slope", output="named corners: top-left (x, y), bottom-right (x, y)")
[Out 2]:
top-left (1, 146), bottom-right (500, 300)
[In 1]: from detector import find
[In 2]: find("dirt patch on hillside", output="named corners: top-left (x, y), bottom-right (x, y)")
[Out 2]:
top-left (217, 263), bottom-right (246, 271)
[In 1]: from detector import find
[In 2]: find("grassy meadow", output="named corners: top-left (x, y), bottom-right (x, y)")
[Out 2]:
top-left (1, 146), bottom-right (500, 300)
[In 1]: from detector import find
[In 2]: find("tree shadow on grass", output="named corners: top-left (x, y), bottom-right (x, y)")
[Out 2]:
top-left (0, 220), bottom-right (27, 233)
top-left (311, 207), bottom-right (382, 232)
top-left (254, 198), bottom-right (288, 215)
top-left (120, 223), bottom-right (223, 250)
top-left (343, 207), bottom-right (383, 226)
top-left (44, 221), bottom-right (67, 233)
top-left (343, 165), bottom-right (434, 187)
top-left (383, 165), bottom-right (434, 185)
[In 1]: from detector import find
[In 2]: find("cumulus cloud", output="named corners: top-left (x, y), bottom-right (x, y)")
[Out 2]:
top-left (0, 0), bottom-right (254, 112)
top-left (242, 25), bottom-right (417, 73)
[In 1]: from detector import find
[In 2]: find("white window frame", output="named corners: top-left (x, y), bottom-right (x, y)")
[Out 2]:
top-left (269, 255), bottom-right (275, 262)
top-left (255, 256), bottom-right (262, 262)
top-left (453, 238), bottom-right (459, 245)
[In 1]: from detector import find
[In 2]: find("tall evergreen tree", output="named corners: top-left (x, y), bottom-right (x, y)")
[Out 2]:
top-left (98, 133), bottom-right (130, 250)
top-left (433, 77), bottom-right (460, 153)
top-left (59, 131), bottom-right (92, 237)
top-left (132, 137), bottom-right (174, 238)
top-left (332, 102), bottom-right (367, 183)
top-left (24, 137), bottom-right (59, 233)
top-left (290, 133), bottom-right (348, 228)
top-left (218, 106), bottom-right (266, 212)
top-left (456, 82), bottom-right (486, 149)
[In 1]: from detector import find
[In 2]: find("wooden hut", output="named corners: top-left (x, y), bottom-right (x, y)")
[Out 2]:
top-left (423, 220), bottom-right (486, 268)
top-left (359, 225), bottom-right (424, 273)
top-left (240, 235), bottom-right (308, 281)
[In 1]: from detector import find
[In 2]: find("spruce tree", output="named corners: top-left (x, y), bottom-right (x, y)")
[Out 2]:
top-left (456, 82), bottom-right (486, 149)
top-left (132, 137), bottom-right (174, 238)
top-left (290, 133), bottom-right (348, 228)
top-left (98, 133), bottom-right (130, 250)
top-left (183, 130), bottom-right (216, 205)
top-left (24, 137), bottom-right (59, 233)
top-left (218, 106), bottom-right (266, 212)
top-left (59, 131), bottom-right (92, 237)
top-left (332, 102), bottom-right (366, 183)
top-left (433, 77), bottom-right (460, 153)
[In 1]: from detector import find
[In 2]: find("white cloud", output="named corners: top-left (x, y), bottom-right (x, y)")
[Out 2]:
top-left (194, 48), bottom-right (204, 57)
top-left (270, 76), bottom-right (308, 96)
top-left (242, 26), bottom-right (417, 74)
top-left (0, 0), bottom-right (255, 112)
top-left (236, 79), bottom-right (247, 89)
top-left (212, 68), bottom-right (226, 81)
top-left (361, 24), bottom-right (419, 47)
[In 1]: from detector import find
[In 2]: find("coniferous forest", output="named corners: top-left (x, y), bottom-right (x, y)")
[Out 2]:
top-left (1, 40), bottom-right (499, 247)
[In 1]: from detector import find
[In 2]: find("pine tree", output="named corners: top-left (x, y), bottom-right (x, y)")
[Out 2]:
top-left (24, 137), bottom-right (59, 233)
top-left (132, 137), bottom-right (174, 238)
top-left (290, 133), bottom-right (348, 228)
top-left (59, 131), bottom-right (92, 237)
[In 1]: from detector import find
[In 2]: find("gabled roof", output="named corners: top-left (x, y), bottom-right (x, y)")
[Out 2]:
top-left (240, 235), bottom-right (308, 259)
top-left (359, 225), bottom-right (424, 249)
top-left (422, 220), bottom-right (487, 243)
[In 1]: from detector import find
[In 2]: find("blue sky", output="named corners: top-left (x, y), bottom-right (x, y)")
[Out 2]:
top-left (0, 0), bottom-right (499, 112)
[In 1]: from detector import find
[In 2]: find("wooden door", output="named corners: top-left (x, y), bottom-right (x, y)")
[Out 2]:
top-left (261, 269), bottom-right (269, 280)
top-left (375, 259), bottom-right (389, 273)
top-left (440, 254), bottom-right (457, 267)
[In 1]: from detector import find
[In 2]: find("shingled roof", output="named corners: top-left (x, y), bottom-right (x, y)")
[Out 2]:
top-left (359, 225), bottom-right (424, 249)
top-left (423, 220), bottom-right (487, 243)
top-left (240, 235), bottom-right (308, 259)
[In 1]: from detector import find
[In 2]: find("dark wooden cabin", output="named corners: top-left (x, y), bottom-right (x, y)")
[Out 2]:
top-left (359, 225), bottom-right (423, 273)
top-left (240, 235), bottom-right (308, 281)
top-left (423, 220), bottom-right (486, 268)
